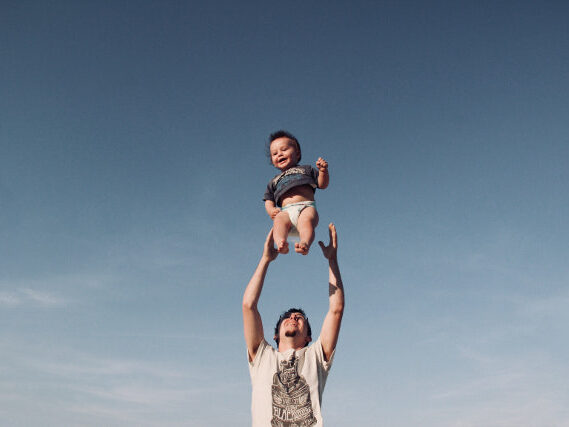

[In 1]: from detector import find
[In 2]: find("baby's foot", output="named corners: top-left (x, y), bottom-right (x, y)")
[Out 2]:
top-left (277, 239), bottom-right (289, 254)
top-left (294, 241), bottom-right (310, 255)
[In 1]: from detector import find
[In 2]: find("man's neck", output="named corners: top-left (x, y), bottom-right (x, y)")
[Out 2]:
top-left (278, 339), bottom-right (308, 353)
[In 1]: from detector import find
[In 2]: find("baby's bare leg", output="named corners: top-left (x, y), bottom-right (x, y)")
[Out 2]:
top-left (294, 207), bottom-right (319, 255)
top-left (273, 211), bottom-right (292, 254)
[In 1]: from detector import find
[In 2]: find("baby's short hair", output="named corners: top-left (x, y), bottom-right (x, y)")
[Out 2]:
top-left (266, 130), bottom-right (302, 163)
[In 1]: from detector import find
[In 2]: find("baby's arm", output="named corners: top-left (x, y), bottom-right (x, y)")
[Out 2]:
top-left (265, 199), bottom-right (281, 220)
top-left (316, 157), bottom-right (329, 189)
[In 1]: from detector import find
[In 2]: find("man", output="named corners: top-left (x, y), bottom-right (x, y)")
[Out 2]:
top-left (243, 223), bottom-right (345, 426)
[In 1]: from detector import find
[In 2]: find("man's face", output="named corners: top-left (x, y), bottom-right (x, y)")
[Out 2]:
top-left (270, 137), bottom-right (300, 171)
top-left (279, 312), bottom-right (309, 342)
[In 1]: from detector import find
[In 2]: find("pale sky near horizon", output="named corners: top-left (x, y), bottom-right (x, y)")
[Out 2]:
top-left (2, 1), bottom-right (569, 426)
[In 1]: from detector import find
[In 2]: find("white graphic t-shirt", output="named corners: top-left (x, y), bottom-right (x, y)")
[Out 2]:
top-left (248, 337), bottom-right (334, 427)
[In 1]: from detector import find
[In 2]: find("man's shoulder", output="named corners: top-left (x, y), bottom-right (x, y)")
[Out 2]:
top-left (306, 337), bottom-right (322, 354)
top-left (249, 339), bottom-right (276, 366)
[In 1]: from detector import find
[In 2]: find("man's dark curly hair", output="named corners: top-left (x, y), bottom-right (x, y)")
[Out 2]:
top-left (274, 307), bottom-right (312, 347)
top-left (266, 130), bottom-right (302, 164)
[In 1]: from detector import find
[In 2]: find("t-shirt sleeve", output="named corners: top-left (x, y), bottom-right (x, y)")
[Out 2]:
top-left (313, 336), bottom-right (335, 372)
top-left (311, 166), bottom-right (320, 188)
top-left (307, 337), bottom-right (335, 400)
top-left (263, 182), bottom-right (275, 202)
top-left (249, 339), bottom-right (268, 367)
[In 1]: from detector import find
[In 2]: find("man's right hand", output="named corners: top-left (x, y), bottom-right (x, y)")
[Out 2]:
top-left (263, 228), bottom-right (279, 262)
top-left (244, 228), bottom-right (277, 362)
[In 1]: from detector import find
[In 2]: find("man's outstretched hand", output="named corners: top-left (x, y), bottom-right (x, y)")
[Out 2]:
top-left (263, 228), bottom-right (279, 262)
top-left (318, 223), bottom-right (338, 260)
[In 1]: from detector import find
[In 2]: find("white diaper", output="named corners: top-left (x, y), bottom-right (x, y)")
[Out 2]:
top-left (281, 201), bottom-right (317, 237)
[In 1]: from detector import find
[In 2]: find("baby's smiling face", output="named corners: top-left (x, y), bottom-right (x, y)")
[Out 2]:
top-left (270, 137), bottom-right (300, 171)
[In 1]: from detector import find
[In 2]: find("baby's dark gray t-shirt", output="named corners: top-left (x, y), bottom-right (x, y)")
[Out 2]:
top-left (263, 165), bottom-right (319, 207)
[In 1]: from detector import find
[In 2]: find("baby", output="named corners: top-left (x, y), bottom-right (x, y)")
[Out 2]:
top-left (263, 130), bottom-right (329, 255)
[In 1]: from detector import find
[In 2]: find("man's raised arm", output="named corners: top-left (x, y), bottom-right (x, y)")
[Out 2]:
top-left (318, 223), bottom-right (345, 361)
top-left (243, 229), bottom-right (278, 362)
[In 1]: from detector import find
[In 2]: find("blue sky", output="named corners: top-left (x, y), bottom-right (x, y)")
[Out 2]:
top-left (1, 1), bottom-right (568, 425)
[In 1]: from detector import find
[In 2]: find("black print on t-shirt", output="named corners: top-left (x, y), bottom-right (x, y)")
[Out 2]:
top-left (271, 353), bottom-right (316, 427)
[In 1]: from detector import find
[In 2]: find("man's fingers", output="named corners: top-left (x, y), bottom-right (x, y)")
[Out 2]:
top-left (266, 228), bottom-right (275, 246)
top-left (327, 223), bottom-right (334, 244)
top-left (329, 223), bottom-right (337, 247)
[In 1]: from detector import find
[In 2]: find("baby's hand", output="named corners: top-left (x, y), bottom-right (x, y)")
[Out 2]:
top-left (269, 207), bottom-right (281, 220)
top-left (316, 157), bottom-right (328, 172)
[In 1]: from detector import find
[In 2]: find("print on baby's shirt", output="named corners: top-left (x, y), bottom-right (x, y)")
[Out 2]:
top-left (271, 353), bottom-right (316, 427)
